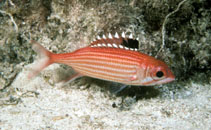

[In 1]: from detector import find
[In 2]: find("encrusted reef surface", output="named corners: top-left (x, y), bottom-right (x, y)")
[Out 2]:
top-left (0, 0), bottom-right (210, 129)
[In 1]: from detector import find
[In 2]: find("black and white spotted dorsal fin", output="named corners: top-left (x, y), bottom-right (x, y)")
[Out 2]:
top-left (90, 42), bottom-right (138, 51)
top-left (90, 32), bottom-right (139, 50)
top-left (90, 32), bottom-right (124, 46)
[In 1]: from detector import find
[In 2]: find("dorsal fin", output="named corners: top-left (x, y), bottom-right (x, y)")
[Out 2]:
top-left (89, 32), bottom-right (139, 50)
top-left (90, 32), bottom-right (124, 46)
top-left (90, 42), bottom-right (138, 51)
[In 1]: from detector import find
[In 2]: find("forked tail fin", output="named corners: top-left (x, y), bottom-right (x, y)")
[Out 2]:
top-left (28, 40), bottom-right (54, 79)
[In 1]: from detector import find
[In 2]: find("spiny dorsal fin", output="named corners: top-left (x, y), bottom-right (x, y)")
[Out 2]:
top-left (90, 43), bottom-right (138, 51)
top-left (90, 32), bottom-right (139, 50)
top-left (90, 32), bottom-right (124, 46)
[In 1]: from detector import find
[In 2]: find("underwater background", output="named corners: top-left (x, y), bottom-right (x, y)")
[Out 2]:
top-left (0, 0), bottom-right (210, 129)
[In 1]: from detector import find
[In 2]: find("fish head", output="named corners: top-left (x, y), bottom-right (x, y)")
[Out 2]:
top-left (138, 60), bottom-right (175, 86)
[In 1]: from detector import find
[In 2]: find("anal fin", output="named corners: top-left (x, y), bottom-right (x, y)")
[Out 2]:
top-left (56, 73), bottom-right (83, 87)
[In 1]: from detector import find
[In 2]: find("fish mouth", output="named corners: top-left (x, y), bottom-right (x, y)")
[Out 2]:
top-left (165, 77), bottom-right (175, 83)
top-left (158, 76), bottom-right (175, 84)
top-left (140, 76), bottom-right (175, 86)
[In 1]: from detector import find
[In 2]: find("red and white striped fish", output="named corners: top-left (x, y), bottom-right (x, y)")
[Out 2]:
top-left (29, 32), bottom-right (175, 86)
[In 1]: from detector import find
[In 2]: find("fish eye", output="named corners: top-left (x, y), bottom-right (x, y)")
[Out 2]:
top-left (156, 71), bottom-right (164, 78)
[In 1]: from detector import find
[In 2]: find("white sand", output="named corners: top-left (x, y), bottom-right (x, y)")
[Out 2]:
top-left (0, 64), bottom-right (210, 130)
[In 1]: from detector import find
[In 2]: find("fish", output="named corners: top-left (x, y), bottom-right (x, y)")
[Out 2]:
top-left (28, 32), bottom-right (175, 86)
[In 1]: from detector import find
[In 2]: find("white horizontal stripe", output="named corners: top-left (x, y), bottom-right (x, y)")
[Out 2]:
top-left (73, 66), bottom-right (129, 81)
top-left (70, 55), bottom-right (140, 66)
top-left (75, 64), bottom-right (135, 78)
top-left (74, 65), bottom-right (134, 79)
top-left (74, 66), bottom-right (143, 85)
top-left (69, 58), bottom-right (137, 69)
top-left (72, 63), bottom-right (136, 74)
top-left (74, 51), bottom-right (143, 61)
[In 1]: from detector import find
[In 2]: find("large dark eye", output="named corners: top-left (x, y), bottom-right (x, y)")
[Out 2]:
top-left (156, 71), bottom-right (164, 78)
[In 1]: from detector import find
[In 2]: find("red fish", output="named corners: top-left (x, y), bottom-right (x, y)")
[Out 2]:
top-left (29, 32), bottom-right (175, 86)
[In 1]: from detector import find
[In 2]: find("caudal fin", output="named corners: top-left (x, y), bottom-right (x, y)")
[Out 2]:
top-left (28, 40), bottom-right (54, 79)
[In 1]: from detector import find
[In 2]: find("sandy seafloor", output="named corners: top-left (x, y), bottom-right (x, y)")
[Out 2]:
top-left (0, 64), bottom-right (210, 130)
